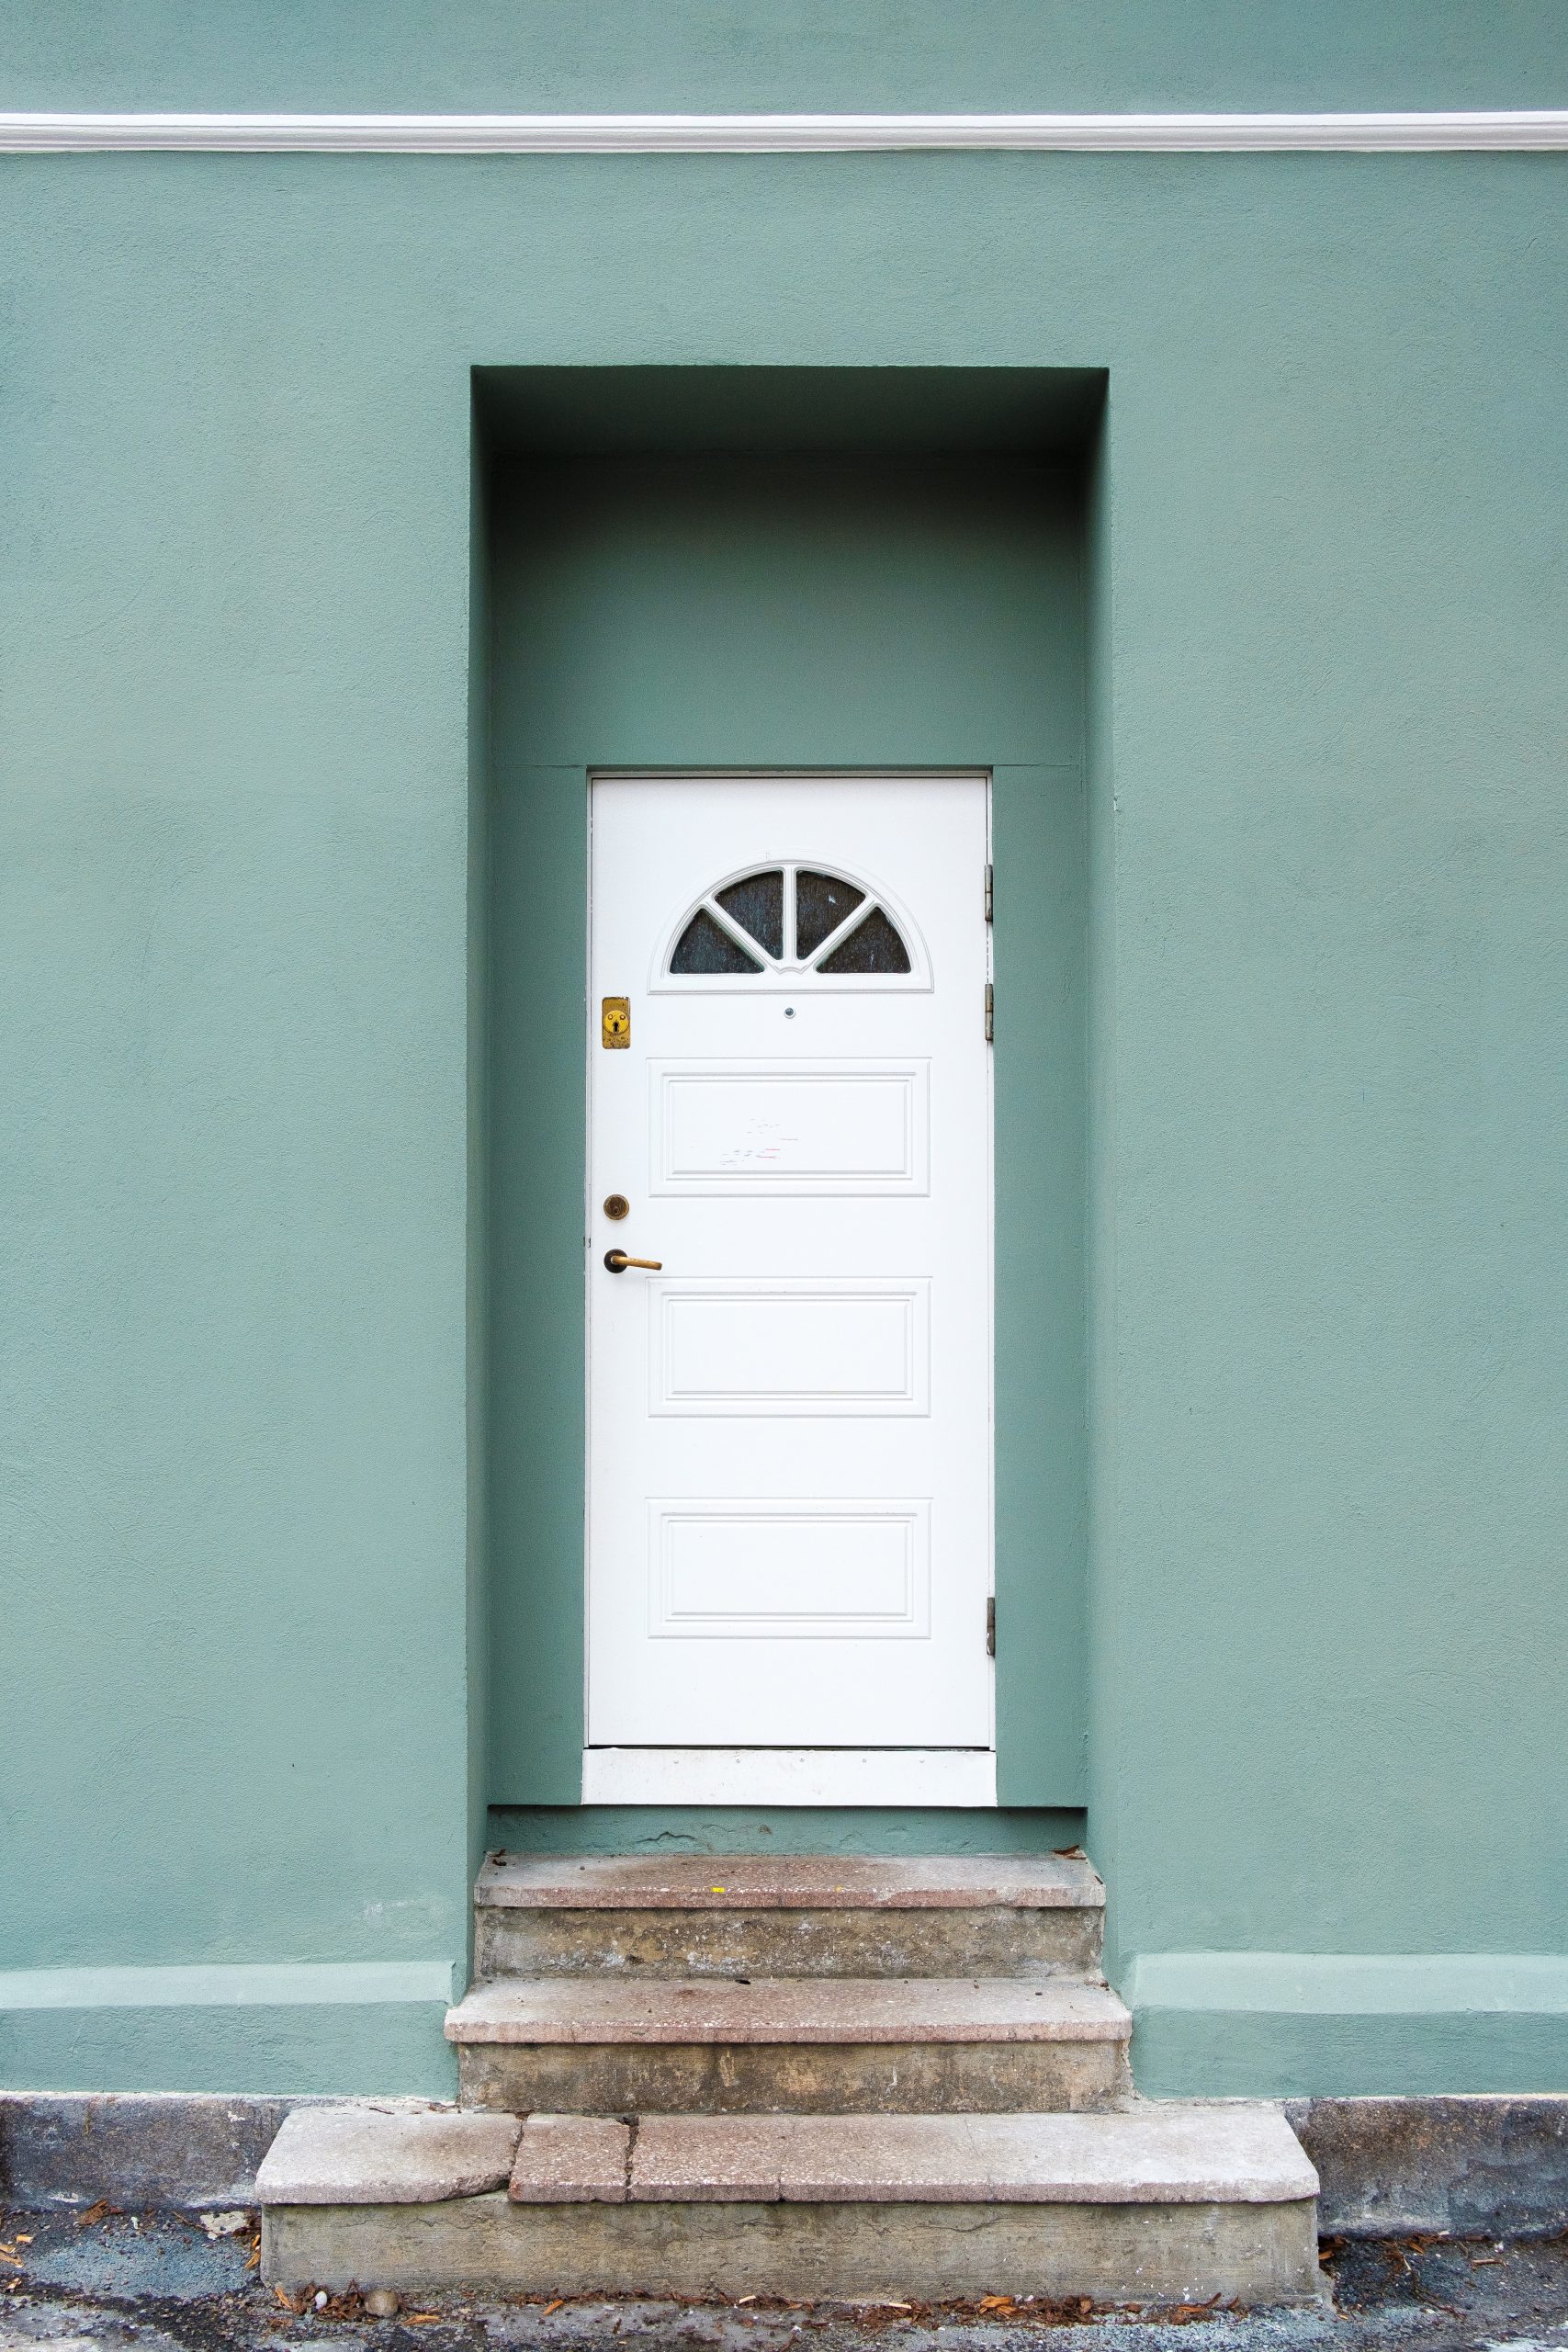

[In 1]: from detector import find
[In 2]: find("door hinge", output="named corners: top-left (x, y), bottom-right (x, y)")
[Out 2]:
top-left (984, 982), bottom-right (994, 1043)
top-left (984, 862), bottom-right (993, 922)
top-left (986, 1596), bottom-right (996, 1657)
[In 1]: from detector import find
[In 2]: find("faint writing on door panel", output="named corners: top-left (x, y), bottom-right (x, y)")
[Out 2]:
top-left (649, 1060), bottom-right (930, 1194)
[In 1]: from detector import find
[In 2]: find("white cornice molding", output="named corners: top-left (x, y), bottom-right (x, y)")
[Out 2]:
top-left (2, 109), bottom-right (1566, 154)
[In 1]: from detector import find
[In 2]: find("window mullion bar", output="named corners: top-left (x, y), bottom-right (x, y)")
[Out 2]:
top-left (782, 865), bottom-right (797, 967)
top-left (702, 895), bottom-right (775, 965)
top-left (803, 899), bottom-right (875, 970)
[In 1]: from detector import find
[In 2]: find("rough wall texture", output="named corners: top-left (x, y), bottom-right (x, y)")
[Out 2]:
top-left (1, 3), bottom-right (1564, 2092)
top-left (4, 0), bottom-right (1567, 111)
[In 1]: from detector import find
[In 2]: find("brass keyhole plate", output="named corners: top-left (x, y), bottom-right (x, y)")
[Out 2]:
top-left (604, 1194), bottom-right (630, 1221)
top-left (602, 996), bottom-right (630, 1048)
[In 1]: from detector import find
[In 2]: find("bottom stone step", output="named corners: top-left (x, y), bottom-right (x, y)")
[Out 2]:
top-left (259, 2101), bottom-right (1322, 2307)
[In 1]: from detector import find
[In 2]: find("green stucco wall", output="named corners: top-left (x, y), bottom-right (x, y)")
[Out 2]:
top-left (6, 0), bottom-right (1567, 112)
top-left (2, 3), bottom-right (1565, 2095)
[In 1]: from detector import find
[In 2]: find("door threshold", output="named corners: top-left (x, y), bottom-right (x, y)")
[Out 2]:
top-left (581, 1747), bottom-right (998, 1807)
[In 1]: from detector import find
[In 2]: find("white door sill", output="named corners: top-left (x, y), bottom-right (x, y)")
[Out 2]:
top-left (581, 1747), bottom-right (998, 1806)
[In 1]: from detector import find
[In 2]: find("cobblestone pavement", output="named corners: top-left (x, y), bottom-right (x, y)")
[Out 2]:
top-left (4, 2211), bottom-right (1568, 2352)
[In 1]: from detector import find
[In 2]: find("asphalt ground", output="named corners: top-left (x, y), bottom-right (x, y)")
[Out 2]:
top-left (4, 2211), bottom-right (1568, 2352)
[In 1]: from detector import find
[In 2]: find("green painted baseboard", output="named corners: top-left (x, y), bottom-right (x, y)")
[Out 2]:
top-left (489, 1806), bottom-right (1088, 1858)
top-left (0, 1964), bottom-right (459, 2097)
top-left (1135, 2009), bottom-right (1568, 2098)
top-left (1126, 1953), bottom-right (1568, 2098)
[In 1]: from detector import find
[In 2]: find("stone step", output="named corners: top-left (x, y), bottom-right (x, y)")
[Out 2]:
top-left (475, 1851), bottom-right (1104, 1981)
top-left (446, 1975), bottom-right (1133, 2114)
top-left (259, 2098), bottom-right (1322, 2306)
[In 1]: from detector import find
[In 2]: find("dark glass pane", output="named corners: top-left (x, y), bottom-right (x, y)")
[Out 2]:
top-left (670, 906), bottom-right (762, 974)
top-left (795, 869), bottom-right (865, 958)
top-left (716, 869), bottom-right (784, 958)
top-left (818, 904), bottom-right (912, 975)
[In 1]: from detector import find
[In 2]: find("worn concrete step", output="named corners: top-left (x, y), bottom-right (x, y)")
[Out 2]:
top-left (260, 2098), bottom-right (1322, 2306)
top-left (475, 1851), bottom-right (1104, 1981)
top-left (447, 1975), bottom-right (1133, 2114)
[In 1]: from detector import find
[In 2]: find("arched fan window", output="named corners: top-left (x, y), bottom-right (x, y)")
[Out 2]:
top-left (667, 865), bottom-right (917, 980)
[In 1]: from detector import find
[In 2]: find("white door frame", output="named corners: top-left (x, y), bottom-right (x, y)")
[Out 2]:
top-left (581, 1747), bottom-right (998, 1804)
top-left (581, 770), bottom-right (998, 1810)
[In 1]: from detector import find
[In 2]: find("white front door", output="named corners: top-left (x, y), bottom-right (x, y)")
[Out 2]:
top-left (586, 775), bottom-right (993, 1803)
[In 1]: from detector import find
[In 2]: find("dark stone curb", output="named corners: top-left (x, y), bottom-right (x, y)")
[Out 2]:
top-left (0, 2092), bottom-right (330, 2211)
top-left (1286, 2094), bottom-right (1568, 2237)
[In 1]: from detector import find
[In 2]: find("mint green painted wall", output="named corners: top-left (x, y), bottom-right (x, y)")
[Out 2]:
top-left (2, 0), bottom-right (1565, 2092)
top-left (6, 0), bottom-right (1566, 111)
top-left (486, 452), bottom-right (1089, 1812)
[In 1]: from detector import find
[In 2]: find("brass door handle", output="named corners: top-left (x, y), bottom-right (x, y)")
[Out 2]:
top-left (604, 1250), bottom-right (663, 1273)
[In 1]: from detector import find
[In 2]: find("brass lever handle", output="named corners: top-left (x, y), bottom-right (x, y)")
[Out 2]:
top-left (604, 1250), bottom-right (663, 1273)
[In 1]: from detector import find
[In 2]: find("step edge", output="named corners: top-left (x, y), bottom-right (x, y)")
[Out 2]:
top-left (445, 1982), bottom-right (1133, 2047)
top-left (612, 2182), bottom-right (1319, 2207)
top-left (476, 1858), bottom-right (1106, 1912)
top-left (447, 2020), bottom-right (1133, 2046)
top-left (262, 2177), bottom-right (1317, 2211)
top-left (258, 2107), bottom-right (1317, 2211)
top-left (555, 2104), bottom-right (1318, 2210)
top-left (254, 2105), bottom-right (523, 2206)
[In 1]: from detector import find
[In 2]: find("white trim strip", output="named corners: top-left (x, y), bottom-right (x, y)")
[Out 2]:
top-left (0, 1961), bottom-right (457, 2010)
top-left (2, 110), bottom-right (1566, 155)
top-left (1124, 1951), bottom-right (1568, 2017)
top-left (582, 1747), bottom-right (998, 1806)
